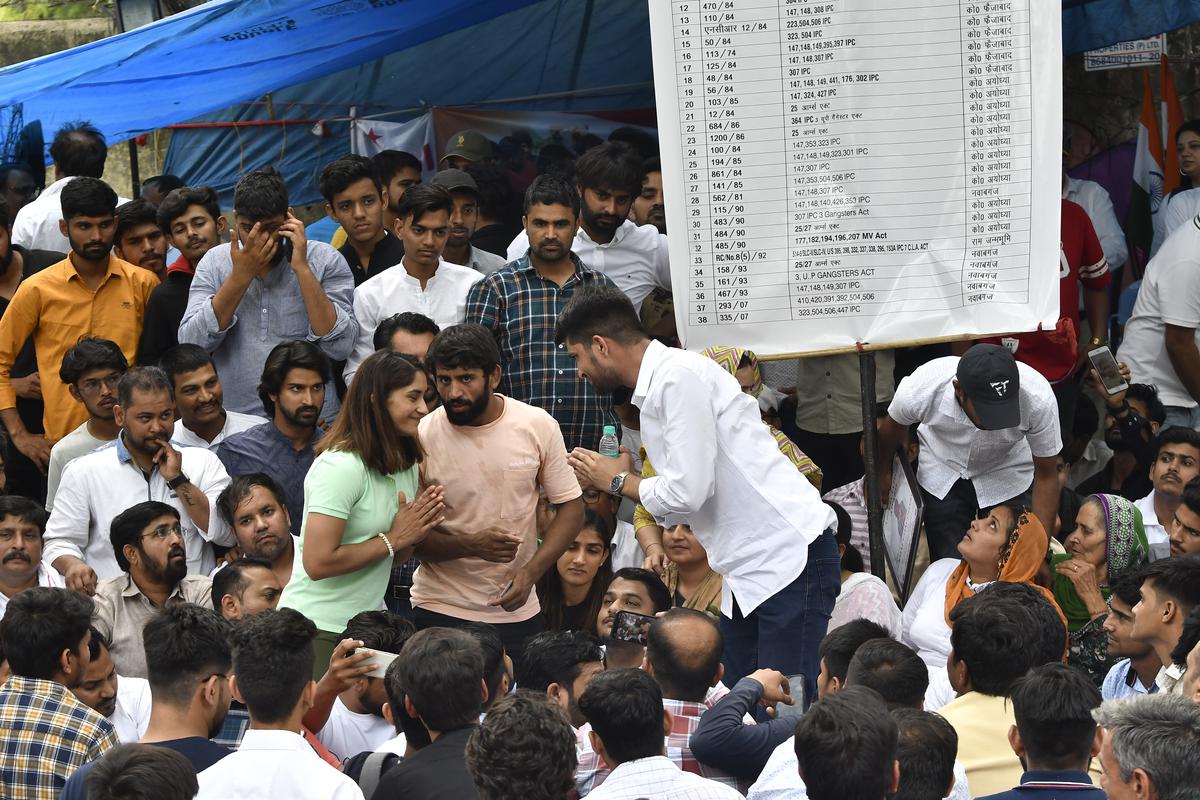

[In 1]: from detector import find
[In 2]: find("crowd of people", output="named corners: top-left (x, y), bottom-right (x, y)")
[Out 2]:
top-left (0, 116), bottom-right (1199, 800)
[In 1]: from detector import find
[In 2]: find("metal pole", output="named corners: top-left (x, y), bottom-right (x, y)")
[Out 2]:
top-left (128, 139), bottom-right (140, 199)
top-left (859, 349), bottom-right (886, 579)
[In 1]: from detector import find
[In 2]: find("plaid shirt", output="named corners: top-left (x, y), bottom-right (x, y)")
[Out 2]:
top-left (465, 253), bottom-right (619, 452)
top-left (0, 675), bottom-right (119, 799)
top-left (576, 695), bottom-right (745, 796)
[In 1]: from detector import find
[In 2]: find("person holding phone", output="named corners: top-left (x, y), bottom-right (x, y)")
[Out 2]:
top-left (178, 167), bottom-right (357, 422)
top-left (278, 351), bottom-right (444, 677)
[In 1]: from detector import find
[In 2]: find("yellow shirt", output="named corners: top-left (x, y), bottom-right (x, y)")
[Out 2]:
top-left (0, 255), bottom-right (158, 440)
top-left (938, 691), bottom-right (1022, 797)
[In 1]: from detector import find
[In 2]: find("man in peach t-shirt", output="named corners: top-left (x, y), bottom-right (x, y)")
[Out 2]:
top-left (413, 324), bottom-right (583, 665)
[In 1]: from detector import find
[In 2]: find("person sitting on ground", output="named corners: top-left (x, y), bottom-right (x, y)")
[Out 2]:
top-left (1051, 493), bottom-right (1151, 684)
top-left (536, 508), bottom-right (614, 635)
top-left (370, 627), bottom-right (486, 800)
top-left (1132, 427), bottom-right (1200, 558)
top-left (59, 603), bottom-right (234, 799)
top-left (137, 185), bottom-right (226, 364)
top-left (46, 336), bottom-right (126, 510)
top-left (159, 344), bottom-right (265, 451)
top-left (92, 502), bottom-right (212, 678)
top-left (795, 686), bottom-right (900, 800)
top-left (976, 662), bottom-right (1105, 800)
top-left (828, 500), bottom-right (901, 637)
top-left (87, 744), bottom-right (199, 800)
top-left (0, 495), bottom-right (63, 618)
top-left (113, 198), bottom-right (168, 279)
top-left (514, 629), bottom-right (605, 729)
top-left (1075, 377), bottom-right (1163, 501)
top-left (596, 567), bottom-right (673, 669)
top-left (1129, 554), bottom-right (1200, 694)
top-left (217, 340), bottom-right (331, 538)
top-left (44, 367), bottom-right (234, 587)
top-left (662, 524), bottom-right (723, 619)
top-left (1169, 476), bottom-right (1200, 556)
top-left (1171, 603), bottom-right (1200, 703)
top-left (0, 587), bottom-right (118, 797)
top-left (1092, 693), bottom-right (1200, 800)
top-left (463, 621), bottom-right (512, 714)
top-left (890, 708), bottom-right (960, 800)
top-left (195, 608), bottom-right (365, 799)
top-left (215, 473), bottom-right (296, 588)
top-left (305, 610), bottom-right (416, 761)
top-left (577, 668), bottom-right (743, 799)
top-left (1101, 570), bottom-right (1162, 700)
top-left (466, 690), bottom-right (578, 800)
top-left (212, 557), bottom-right (283, 621)
top-left (903, 506), bottom-right (1063, 707)
top-left (71, 626), bottom-right (151, 743)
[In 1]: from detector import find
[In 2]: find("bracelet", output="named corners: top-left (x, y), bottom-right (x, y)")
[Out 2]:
top-left (644, 542), bottom-right (665, 551)
top-left (377, 531), bottom-right (395, 559)
top-left (1087, 336), bottom-right (1107, 347)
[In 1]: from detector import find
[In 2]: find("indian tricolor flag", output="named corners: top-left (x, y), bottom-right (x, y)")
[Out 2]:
top-left (1129, 71), bottom-right (1164, 273)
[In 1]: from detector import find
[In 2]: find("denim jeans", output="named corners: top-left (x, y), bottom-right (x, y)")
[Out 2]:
top-left (720, 529), bottom-right (840, 707)
top-left (1163, 405), bottom-right (1200, 431)
top-left (922, 479), bottom-right (1032, 561)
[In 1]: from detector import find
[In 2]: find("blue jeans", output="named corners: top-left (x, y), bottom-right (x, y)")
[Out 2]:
top-left (720, 529), bottom-right (839, 708)
top-left (1163, 405), bottom-right (1200, 430)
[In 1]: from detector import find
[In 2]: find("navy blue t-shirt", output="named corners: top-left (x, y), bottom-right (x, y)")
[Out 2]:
top-left (60, 736), bottom-right (232, 799)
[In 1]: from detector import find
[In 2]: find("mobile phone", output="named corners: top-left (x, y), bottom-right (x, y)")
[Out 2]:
top-left (1087, 345), bottom-right (1128, 395)
top-left (611, 610), bottom-right (655, 646)
top-left (773, 674), bottom-right (806, 720)
top-left (358, 647), bottom-right (399, 679)
top-left (276, 235), bottom-right (293, 266)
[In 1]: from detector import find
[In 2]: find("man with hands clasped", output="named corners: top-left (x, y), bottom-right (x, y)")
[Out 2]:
top-left (179, 167), bottom-right (356, 422)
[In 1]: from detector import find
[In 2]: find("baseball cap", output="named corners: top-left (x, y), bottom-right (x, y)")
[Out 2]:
top-left (441, 130), bottom-right (492, 164)
top-left (431, 168), bottom-right (479, 196)
top-left (956, 344), bottom-right (1021, 430)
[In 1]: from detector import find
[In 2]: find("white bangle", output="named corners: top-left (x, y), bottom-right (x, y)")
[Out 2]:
top-left (377, 531), bottom-right (395, 559)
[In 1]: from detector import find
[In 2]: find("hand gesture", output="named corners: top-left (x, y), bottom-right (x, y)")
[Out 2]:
top-left (567, 447), bottom-right (632, 493)
top-left (155, 441), bottom-right (183, 483)
top-left (230, 221), bottom-right (275, 279)
top-left (1054, 557), bottom-right (1107, 616)
top-left (488, 567), bottom-right (534, 612)
top-left (279, 209), bottom-right (309, 273)
top-left (317, 637), bottom-right (375, 694)
top-left (62, 557), bottom-right (98, 596)
top-left (12, 372), bottom-right (41, 400)
top-left (468, 526), bottom-right (523, 563)
top-left (386, 486), bottom-right (445, 551)
top-left (13, 431), bottom-right (52, 472)
top-left (641, 543), bottom-right (668, 577)
top-left (749, 669), bottom-right (793, 715)
top-left (1088, 362), bottom-right (1132, 407)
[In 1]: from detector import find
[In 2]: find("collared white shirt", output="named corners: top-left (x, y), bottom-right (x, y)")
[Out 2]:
top-left (42, 435), bottom-right (234, 579)
top-left (586, 756), bottom-right (742, 800)
top-left (1134, 491), bottom-right (1172, 559)
top-left (888, 356), bottom-right (1061, 506)
top-left (0, 561), bottom-right (64, 618)
top-left (1063, 176), bottom-right (1128, 271)
top-left (197, 728), bottom-right (365, 800)
top-left (315, 697), bottom-right (394, 761)
top-left (1155, 188), bottom-right (1200, 255)
top-left (171, 410), bottom-right (267, 453)
top-left (109, 675), bottom-right (152, 743)
top-left (46, 421), bottom-right (113, 512)
top-left (344, 258), bottom-right (481, 384)
top-left (10, 177), bottom-right (130, 252)
top-left (507, 220), bottom-right (671, 310)
top-left (634, 340), bottom-right (834, 616)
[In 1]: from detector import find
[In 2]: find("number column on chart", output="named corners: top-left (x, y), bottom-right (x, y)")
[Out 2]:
top-left (675, 1), bottom-right (714, 327)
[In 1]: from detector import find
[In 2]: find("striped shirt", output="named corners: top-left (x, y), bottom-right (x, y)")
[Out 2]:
top-left (465, 253), bottom-right (619, 452)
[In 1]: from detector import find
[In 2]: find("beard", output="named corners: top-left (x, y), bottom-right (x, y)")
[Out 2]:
top-left (581, 204), bottom-right (621, 239)
top-left (145, 543), bottom-right (188, 585)
top-left (69, 237), bottom-right (112, 262)
top-left (280, 401), bottom-right (321, 428)
top-left (250, 530), bottom-right (291, 563)
top-left (443, 390), bottom-right (491, 425)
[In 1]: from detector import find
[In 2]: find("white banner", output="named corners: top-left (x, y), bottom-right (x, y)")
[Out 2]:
top-left (350, 113), bottom-right (439, 178)
top-left (649, 0), bottom-right (1062, 356)
top-left (1084, 35), bottom-right (1165, 72)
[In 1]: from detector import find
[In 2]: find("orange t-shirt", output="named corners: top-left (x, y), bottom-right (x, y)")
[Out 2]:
top-left (413, 395), bottom-right (581, 623)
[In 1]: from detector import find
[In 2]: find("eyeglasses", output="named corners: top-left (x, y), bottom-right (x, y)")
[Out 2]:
top-left (141, 523), bottom-right (183, 542)
top-left (78, 374), bottom-right (122, 395)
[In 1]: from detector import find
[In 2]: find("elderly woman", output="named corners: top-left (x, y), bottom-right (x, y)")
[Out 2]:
top-left (902, 505), bottom-right (1064, 708)
top-left (1051, 493), bottom-right (1150, 684)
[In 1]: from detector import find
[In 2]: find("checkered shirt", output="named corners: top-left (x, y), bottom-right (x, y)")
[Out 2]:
top-left (465, 253), bottom-right (620, 452)
top-left (0, 675), bottom-right (119, 799)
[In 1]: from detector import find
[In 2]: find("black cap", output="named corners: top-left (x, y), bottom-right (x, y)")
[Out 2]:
top-left (431, 168), bottom-right (479, 196)
top-left (956, 344), bottom-right (1021, 430)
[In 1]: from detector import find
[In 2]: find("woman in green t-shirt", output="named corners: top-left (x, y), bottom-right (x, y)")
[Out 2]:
top-left (279, 351), bottom-right (444, 672)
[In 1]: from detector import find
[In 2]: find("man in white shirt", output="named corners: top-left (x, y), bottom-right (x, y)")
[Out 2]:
top-left (507, 141), bottom-right (671, 311)
top-left (11, 122), bottom-right (129, 251)
top-left (158, 344), bottom-right (265, 451)
top-left (72, 627), bottom-right (152, 743)
top-left (1133, 427), bottom-right (1200, 559)
top-left (344, 183), bottom-right (481, 384)
top-left (0, 496), bottom-right (64, 619)
top-left (431, 169), bottom-right (508, 274)
top-left (43, 366), bottom-right (234, 592)
top-left (578, 668), bottom-right (741, 800)
top-left (877, 344), bottom-right (1062, 560)
top-left (1119, 215), bottom-right (1200, 430)
top-left (559, 285), bottom-right (837, 700)
top-left (46, 337), bottom-right (127, 511)
top-left (1063, 175), bottom-right (1127, 273)
top-left (197, 607), bottom-right (365, 800)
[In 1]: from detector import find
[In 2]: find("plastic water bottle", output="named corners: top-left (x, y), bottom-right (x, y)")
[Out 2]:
top-left (599, 425), bottom-right (620, 458)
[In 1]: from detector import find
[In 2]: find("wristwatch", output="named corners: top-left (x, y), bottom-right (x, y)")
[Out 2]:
top-left (166, 473), bottom-right (189, 491)
top-left (1087, 335), bottom-right (1107, 347)
top-left (609, 471), bottom-right (629, 497)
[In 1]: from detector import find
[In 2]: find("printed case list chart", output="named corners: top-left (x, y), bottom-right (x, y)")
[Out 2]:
top-left (651, 0), bottom-right (1061, 355)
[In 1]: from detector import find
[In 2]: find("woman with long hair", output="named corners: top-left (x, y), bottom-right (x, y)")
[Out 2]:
top-left (536, 509), bottom-right (614, 635)
top-left (279, 351), bottom-right (445, 673)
